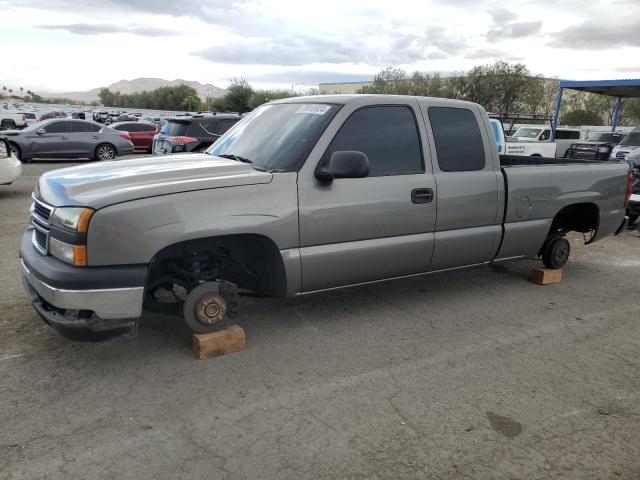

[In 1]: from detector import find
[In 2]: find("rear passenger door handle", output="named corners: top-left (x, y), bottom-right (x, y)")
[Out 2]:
top-left (411, 188), bottom-right (434, 204)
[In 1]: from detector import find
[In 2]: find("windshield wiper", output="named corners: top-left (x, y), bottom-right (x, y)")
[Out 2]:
top-left (216, 153), bottom-right (253, 164)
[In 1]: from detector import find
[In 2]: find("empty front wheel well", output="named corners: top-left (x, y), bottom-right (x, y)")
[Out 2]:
top-left (146, 234), bottom-right (287, 298)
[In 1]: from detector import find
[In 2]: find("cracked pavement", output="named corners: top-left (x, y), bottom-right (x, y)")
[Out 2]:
top-left (1, 161), bottom-right (639, 479)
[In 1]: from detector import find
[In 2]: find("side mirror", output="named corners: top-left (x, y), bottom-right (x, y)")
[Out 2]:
top-left (36, 128), bottom-right (46, 135)
top-left (316, 151), bottom-right (369, 182)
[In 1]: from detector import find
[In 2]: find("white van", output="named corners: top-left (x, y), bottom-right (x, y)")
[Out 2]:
top-left (491, 119), bottom-right (557, 157)
top-left (610, 128), bottom-right (640, 160)
top-left (510, 126), bottom-right (582, 157)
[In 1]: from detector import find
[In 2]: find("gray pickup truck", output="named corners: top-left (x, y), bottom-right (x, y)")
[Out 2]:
top-left (20, 95), bottom-right (631, 340)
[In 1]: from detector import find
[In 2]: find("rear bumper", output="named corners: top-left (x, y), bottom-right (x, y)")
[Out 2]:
top-left (19, 229), bottom-right (147, 340)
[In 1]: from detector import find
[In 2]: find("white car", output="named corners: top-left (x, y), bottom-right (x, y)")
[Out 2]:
top-left (0, 138), bottom-right (22, 185)
top-left (610, 128), bottom-right (640, 161)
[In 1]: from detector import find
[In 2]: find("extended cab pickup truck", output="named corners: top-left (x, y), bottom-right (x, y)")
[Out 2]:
top-left (19, 95), bottom-right (631, 340)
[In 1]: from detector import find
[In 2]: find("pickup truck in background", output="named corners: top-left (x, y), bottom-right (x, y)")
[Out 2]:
top-left (19, 95), bottom-right (631, 340)
top-left (0, 111), bottom-right (32, 130)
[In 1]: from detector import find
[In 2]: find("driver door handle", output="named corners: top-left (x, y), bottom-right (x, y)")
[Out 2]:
top-left (411, 188), bottom-right (434, 204)
top-left (60, 136), bottom-right (68, 140)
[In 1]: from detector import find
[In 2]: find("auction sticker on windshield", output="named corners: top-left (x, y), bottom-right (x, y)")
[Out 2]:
top-left (296, 104), bottom-right (331, 115)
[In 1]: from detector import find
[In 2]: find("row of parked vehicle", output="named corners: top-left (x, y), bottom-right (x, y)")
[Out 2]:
top-left (0, 111), bottom-right (243, 162)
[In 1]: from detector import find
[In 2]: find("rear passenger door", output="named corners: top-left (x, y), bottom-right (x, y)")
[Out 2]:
top-left (67, 121), bottom-right (102, 157)
top-left (421, 103), bottom-right (502, 271)
top-left (298, 100), bottom-right (437, 292)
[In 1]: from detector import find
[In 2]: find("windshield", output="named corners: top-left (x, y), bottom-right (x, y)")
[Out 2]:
top-left (587, 133), bottom-right (618, 142)
top-left (512, 127), bottom-right (541, 139)
top-left (207, 103), bottom-right (340, 172)
top-left (621, 132), bottom-right (640, 146)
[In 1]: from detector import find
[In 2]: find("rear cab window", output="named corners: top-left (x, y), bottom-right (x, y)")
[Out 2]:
top-left (428, 107), bottom-right (486, 172)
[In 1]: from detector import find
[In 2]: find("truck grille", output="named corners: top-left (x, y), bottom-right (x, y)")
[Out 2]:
top-left (30, 195), bottom-right (53, 255)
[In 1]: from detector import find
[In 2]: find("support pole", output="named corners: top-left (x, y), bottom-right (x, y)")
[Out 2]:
top-left (611, 96), bottom-right (622, 132)
top-left (550, 85), bottom-right (563, 142)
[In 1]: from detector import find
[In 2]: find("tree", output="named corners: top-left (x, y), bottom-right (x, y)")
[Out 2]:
top-left (562, 109), bottom-right (603, 126)
top-left (224, 78), bottom-right (254, 113)
top-left (248, 89), bottom-right (297, 110)
top-left (19, 87), bottom-right (24, 97)
top-left (182, 94), bottom-right (200, 111)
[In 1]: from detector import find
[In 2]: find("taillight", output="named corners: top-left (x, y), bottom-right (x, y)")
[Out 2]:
top-left (625, 170), bottom-right (633, 207)
top-left (167, 136), bottom-right (198, 146)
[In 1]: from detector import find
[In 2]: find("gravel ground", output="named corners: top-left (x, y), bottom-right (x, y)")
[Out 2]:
top-left (1, 160), bottom-right (639, 480)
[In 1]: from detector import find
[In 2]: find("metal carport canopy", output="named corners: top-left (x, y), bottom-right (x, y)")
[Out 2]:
top-left (551, 78), bottom-right (640, 140)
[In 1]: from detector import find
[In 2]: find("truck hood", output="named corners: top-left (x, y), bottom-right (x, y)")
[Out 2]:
top-left (37, 153), bottom-right (273, 209)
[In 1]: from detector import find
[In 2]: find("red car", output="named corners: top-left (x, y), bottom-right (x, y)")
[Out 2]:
top-left (110, 122), bottom-right (159, 152)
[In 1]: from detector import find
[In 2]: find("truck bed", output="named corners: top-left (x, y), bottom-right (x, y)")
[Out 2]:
top-left (494, 158), bottom-right (629, 261)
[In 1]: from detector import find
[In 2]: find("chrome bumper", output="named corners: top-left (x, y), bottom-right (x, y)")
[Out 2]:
top-left (21, 259), bottom-right (144, 319)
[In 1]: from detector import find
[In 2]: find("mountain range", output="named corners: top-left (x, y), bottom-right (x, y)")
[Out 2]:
top-left (43, 78), bottom-right (227, 103)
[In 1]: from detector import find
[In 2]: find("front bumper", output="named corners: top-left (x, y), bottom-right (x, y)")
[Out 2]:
top-left (19, 229), bottom-right (147, 340)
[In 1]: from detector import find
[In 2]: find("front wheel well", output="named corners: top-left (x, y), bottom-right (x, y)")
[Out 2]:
top-left (146, 234), bottom-right (287, 299)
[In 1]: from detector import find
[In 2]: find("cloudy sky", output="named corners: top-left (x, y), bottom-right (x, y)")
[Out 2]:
top-left (1, 0), bottom-right (639, 93)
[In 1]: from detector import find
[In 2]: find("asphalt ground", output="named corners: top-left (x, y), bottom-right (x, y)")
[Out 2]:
top-left (1, 159), bottom-right (639, 480)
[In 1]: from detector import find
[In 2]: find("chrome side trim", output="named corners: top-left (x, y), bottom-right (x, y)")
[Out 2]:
top-left (21, 259), bottom-right (144, 319)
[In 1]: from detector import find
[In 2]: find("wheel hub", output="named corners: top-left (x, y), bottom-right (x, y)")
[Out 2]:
top-left (194, 293), bottom-right (227, 325)
top-left (554, 244), bottom-right (570, 265)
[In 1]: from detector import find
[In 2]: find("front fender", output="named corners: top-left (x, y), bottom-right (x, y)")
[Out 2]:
top-left (86, 174), bottom-right (299, 266)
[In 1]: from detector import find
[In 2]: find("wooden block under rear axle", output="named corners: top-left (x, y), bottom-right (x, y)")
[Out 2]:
top-left (530, 268), bottom-right (563, 285)
top-left (192, 325), bottom-right (246, 360)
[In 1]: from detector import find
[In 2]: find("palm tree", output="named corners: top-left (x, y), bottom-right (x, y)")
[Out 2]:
top-left (20, 87), bottom-right (24, 97)
top-left (2, 86), bottom-right (6, 95)
top-left (8, 89), bottom-right (13, 96)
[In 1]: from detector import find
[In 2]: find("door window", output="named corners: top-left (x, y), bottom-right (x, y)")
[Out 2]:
top-left (69, 121), bottom-right (101, 133)
top-left (428, 107), bottom-right (485, 171)
top-left (44, 121), bottom-right (69, 134)
top-left (323, 105), bottom-right (423, 177)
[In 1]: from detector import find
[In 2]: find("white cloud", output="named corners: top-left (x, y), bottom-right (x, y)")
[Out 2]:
top-left (1, 0), bottom-right (639, 93)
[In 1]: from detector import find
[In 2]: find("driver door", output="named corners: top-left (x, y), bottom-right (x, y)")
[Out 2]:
top-left (31, 121), bottom-right (71, 157)
top-left (297, 100), bottom-right (437, 292)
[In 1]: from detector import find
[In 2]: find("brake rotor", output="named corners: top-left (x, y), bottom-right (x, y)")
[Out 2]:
top-left (183, 282), bottom-right (230, 333)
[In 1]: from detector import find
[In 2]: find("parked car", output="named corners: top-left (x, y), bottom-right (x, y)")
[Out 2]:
top-left (110, 121), bottom-right (159, 152)
top-left (18, 95), bottom-right (630, 340)
top-left (153, 113), bottom-right (241, 155)
top-left (2, 119), bottom-right (134, 162)
top-left (0, 137), bottom-right (21, 184)
top-left (93, 111), bottom-right (110, 124)
top-left (567, 131), bottom-right (625, 161)
top-left (509, 126), bottom-right (582, 157)
top-left (610, 128), bottom-right (640, 160)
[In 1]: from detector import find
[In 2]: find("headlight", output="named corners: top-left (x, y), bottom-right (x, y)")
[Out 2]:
top-left (49, 207), bottom-right (94, 266)
top-left (50, 207), bottom-right (94, 233)
top-left (0, 139), bottom-right (8, 159)
top-left (597, 145), bottom-right (610, 153)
